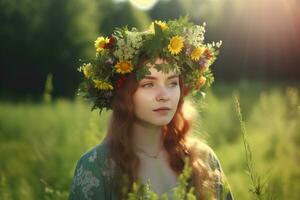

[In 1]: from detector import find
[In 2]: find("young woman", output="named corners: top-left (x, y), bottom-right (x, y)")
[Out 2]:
top-left (69, 17), bottom-right (233, 200)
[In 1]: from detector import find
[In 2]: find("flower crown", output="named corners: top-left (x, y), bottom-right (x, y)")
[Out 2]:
top-left (77, 16), bottom-right (222, 114)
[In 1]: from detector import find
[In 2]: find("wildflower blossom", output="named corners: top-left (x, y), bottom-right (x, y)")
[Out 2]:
top-left (185, 25), bottom-right (206, 46)
top-left (195, 76), bottom-right (206, 90)
top-left (95, 37), bottom-right (109, 53)
top-left (115, 76), bottom-right (128, 89)
top-left (93, 80), bottom-right (113, 90)
top-left (103, 36), bottom-right (117, 49)
top-left (113, 32), bottom-right (143, 60)
top-left (149, 20), bottom-right (168, 32)
top-left (191, 47), bottom-right (205, 61)
top-left (79, 63), bottom-right (93, 79)
top-left (205, 48), bottom-right (214, 60)
top-left (115, 60), bottom-right (133, 74)
top-left (168, 36), bottom-right (184, 55)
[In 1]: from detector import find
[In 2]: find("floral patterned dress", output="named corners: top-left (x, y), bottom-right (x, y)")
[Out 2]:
top-left (69, 142), bottom-right (234, 200)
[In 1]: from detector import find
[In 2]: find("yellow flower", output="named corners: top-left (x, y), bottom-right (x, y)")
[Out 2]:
top-left (94, 37), bottom-right (109, 53)
top-left (81, 63), bottom-right (93, 78)
top-left (168, 36), bottom-right (184, 55)
top-left (191, 47), bottom-right (205, 61)
top-left (93, 80), bottom-right (113, 90)
top-left (149, 20), bottom-right (168, 33)
top-left (115, 60), bottom-right (133, 74)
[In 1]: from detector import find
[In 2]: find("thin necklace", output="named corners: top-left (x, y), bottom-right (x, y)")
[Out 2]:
top-left (135, 145), bottom-right (164, 159)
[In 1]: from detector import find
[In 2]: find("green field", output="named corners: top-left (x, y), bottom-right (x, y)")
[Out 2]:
top-left (0, 81), bottom-right (299, 200)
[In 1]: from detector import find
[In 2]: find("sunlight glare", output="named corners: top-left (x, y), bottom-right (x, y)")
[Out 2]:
top-left (129, 0), bottom-right (159, 10)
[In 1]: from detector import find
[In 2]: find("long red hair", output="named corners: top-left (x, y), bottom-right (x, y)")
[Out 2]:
top-left (106, 58), bottom-right (216, 199)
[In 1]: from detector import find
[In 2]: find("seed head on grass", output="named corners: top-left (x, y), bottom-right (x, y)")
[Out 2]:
top-left (233, 91), bottom-right (271, 200)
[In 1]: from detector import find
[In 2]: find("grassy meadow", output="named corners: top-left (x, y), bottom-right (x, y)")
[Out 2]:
top-left (0, 81), bottom-right (299, 200)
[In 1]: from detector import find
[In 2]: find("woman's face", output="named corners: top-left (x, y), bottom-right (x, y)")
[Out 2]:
top-left (133, 59), bottom-right (181, 126)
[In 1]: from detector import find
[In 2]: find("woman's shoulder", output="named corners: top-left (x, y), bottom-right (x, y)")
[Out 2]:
top-left (69, 141), bottom-right (116, 199)
top-left (186, 137), bottom-right (234, 200)
top-left (78, 141), bottom-right (109, 165)
top-left (186, 137), bottom-right (221, 170)
top-left (76, 140), bottom-right (116, 176)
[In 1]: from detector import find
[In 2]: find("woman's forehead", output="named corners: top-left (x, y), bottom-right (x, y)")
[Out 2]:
top-left (141, 67), bottom-right (179, 81)
top-left (149, 66), bottom-right (178, 76)
top-left (145, 57), bottom-right (167, 66)
top-left (142, 58), bottom-right (180, 79)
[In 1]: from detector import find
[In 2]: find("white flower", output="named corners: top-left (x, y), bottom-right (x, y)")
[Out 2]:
top-left (118, 39), bottom-right (125, 46)
top-left (216, 40), bottom-right (223, 48)
top-left (113, 31), bottom-right (143, 60)
top-left (185, 25), bottom-right (205, 47)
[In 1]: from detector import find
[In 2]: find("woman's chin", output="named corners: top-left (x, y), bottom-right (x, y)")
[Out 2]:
top-left (151, 118), bottom-right (172, 126)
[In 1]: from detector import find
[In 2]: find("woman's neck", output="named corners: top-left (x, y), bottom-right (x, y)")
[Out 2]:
top-left (131, 118), bottom-right (164, 155)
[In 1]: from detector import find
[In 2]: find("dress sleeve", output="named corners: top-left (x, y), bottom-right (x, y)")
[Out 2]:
top-left (69, 151), bottom-right (106, 200)
top-left (208, 151), bottom-right (234, 200)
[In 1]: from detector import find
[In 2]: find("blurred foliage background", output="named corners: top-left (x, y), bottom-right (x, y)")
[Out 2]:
top-left (0, 0), bottom-right (299, 199)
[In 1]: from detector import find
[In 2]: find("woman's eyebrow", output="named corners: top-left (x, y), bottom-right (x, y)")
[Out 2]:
top-left (143, 75), bottom-right (179, 80)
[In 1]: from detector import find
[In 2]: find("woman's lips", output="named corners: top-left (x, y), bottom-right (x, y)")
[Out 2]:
top-left (153, 108), bottom-right (171, 114)
top-left (153, 108), bottom-right (170, 111)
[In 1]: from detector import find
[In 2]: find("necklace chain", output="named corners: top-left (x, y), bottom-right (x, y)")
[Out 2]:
top-left (135, 145), bottom-right (164, 159)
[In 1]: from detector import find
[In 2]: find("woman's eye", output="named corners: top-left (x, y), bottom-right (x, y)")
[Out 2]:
top-left (141, 81), bottom-right (178, 88)
top-left (141, 83), bottom-right (153, 88)
top-left (170, 82), bottom-right (179, 87)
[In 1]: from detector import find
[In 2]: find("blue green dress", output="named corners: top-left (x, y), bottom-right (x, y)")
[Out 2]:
top-left (69, 141), bottom-right (234, 200)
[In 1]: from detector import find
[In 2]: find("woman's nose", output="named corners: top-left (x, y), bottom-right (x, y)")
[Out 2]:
top-left (155, 86), bottom-right (170, 102)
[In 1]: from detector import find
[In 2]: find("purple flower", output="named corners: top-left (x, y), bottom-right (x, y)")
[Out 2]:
top-left (198, 58), bottom-right (208, 67)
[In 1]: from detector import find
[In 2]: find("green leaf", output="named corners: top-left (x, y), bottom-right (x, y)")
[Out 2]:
top-left (153, 63), bottom-right (171, 74)
top-left (185, 59), bottom-right (194, 69)
top-left (203, 69), bottom-right (215, 88)
top-left (135, 66), bottom-right (151, 81)
top-left (144, 23), bottom-right (166, 58)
